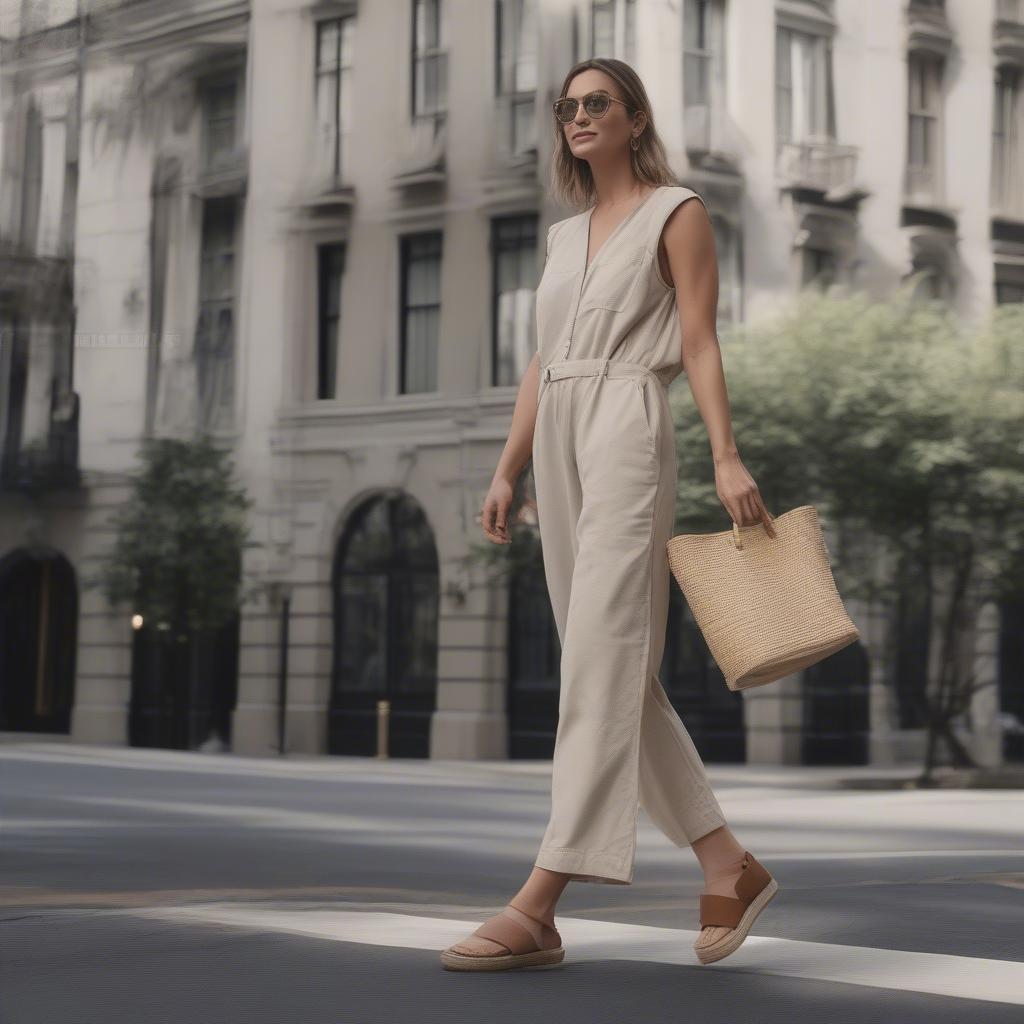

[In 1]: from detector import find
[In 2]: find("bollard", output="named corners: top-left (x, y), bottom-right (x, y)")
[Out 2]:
top-left (376, 699), bottom-right (389, 758)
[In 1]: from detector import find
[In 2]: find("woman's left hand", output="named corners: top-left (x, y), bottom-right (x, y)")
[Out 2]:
top-left (714, 452), bottom-right (777, 537)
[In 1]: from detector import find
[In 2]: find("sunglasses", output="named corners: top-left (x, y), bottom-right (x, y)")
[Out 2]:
top-left (552, 90), bottom-right (634, 124)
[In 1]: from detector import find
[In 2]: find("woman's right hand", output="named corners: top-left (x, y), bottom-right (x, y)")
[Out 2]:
top-left (479, 475), bottom-right (515, 544)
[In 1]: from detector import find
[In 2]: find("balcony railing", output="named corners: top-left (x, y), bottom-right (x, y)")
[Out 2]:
top-left (777, 138), bottom-right (859, 195)
top-left (997, 0), bottom-right (1023, 23)
top-left (993, 155), bottom-right (1024, 217)
top-left (0, 390), bottom-right (80, 492)
top-left (0, 249), bottom-right (72, 305)
top-left (195, 144), bottom-right (248, 198)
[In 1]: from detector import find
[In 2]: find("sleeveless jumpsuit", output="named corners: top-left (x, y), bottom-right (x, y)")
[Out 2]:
top-left (531, 185), bottom-right (727, 885)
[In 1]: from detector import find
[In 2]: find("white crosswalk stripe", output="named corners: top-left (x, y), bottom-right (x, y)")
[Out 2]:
top-left (121, 904), bottom-right (1024, 1005)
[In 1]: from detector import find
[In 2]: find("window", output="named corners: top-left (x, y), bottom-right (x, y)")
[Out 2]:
top-left (19, 98), bottom-right (42, 252)
top-left (412, 0), bottom-right (448, 134)
top-left (201, 79), bottom-right (239, 172)
top-left (992, 65), bottom-right (1022, 214)
top-left (906, 54), bottom-right (944, 200)
top-left (710, 215), bottom-right (741, 327)
top-left (775, 26), bottom-right (834, 146)
top-left (195, 199), bottom-right (238, 431)
top-left (315, 17), bottom-right (355, 183)
top-left (684, 0), bottom-right (712, 109)
top-left (683, 0), bottom-right (726, 153)
top-left (0, 315), bottom-right (27, 477)
top-left (317, 243), bottom-right (346, 399)
top-left (995, 265), bottom-right (1024, 304)
top-left (995, 279), bottom-right (1024, 304)
top-left (492, 215), bottom-right (539, 387)
top-left (496, 0), bottom-right (538, 156)
top-left (399, 232), bottom-right (443, 394)
top-left (591, 0), bottom-right (636, 62)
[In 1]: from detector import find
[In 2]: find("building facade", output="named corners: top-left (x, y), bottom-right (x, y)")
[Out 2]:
top-left (0, 0), bottom-right (1021, 764)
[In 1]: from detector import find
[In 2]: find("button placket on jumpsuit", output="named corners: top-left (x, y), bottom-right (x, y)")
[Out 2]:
top-left (531, 185), bottom-right (727, 885)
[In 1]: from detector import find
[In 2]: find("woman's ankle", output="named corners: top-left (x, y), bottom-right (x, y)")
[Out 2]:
top-left (508, 897), bottom-right (558, 927)
top-left (511, 866), bottom-right (569, 927)
top-left (703, 852), bottom-right (747, 882)
top-left (691, 825), bottom-right (747, 879)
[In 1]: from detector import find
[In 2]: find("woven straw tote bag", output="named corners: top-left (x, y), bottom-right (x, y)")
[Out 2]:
top-left (665, 505), bottom-right (860, 691)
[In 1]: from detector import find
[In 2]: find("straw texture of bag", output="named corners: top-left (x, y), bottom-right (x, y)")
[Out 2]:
top-left (665, 505), bottom-right (860, 691)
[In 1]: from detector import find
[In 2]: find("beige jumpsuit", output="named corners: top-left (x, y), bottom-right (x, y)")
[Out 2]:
top-left (531, 185), bottom-right (727, 885)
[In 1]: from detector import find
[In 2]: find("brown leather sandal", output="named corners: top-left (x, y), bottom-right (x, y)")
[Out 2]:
top-left (694, 851), bottom-right (779, 964)
top-left (440, 903), bottom-right (565, 972)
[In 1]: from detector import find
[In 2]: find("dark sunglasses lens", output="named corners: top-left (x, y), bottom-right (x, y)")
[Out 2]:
top-left (554, 98), bottom-right (577, 122)
top-left (585, 94), bottom-right (610, 116)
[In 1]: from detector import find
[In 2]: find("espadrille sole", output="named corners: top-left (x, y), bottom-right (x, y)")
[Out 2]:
top-left (695, 877), bottom-right (779, 964)
top-left (440, 946), bottom-right (566, 971)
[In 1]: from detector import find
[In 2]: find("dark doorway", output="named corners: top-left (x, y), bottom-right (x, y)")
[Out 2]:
top-left (128, 612), bottom-right (240, 751)
top-left (893, 565), bottom-right (931, 729)
top-left (507, 533), bottom-right (560, 758)
top-left (661, 582), bottom-right (746, 762)
top-left (0, 547), bottom-right (78, 733)
top-left (998, 595), bottom-right (1024, 762)
top-left (802, 640), bottom-right (870, 765)
top-left (328, 491), bottom-right (439, 757)
top-left (507, 552), bottom-right (745, 763)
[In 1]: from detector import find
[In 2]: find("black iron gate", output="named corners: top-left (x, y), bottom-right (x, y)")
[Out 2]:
top-left (328, 491), bottom-right (439, 757)
top-left (128, 615), bottom-right (240, 751)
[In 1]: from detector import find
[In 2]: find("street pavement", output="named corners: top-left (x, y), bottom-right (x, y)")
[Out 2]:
top-left (1, 741), bottom-right (1022, 1023)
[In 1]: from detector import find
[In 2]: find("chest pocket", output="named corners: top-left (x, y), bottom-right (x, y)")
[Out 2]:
top-left (579, 245), bottom-right (647, 313)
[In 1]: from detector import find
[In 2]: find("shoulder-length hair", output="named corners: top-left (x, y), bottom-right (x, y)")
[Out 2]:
top-left (549, 57), bottom-right (678, 211)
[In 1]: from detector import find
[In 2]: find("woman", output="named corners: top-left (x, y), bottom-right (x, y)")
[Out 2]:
top-left (441, 58), bottom-right (779, 972)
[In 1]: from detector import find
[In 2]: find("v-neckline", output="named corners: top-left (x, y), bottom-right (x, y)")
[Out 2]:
top-left (583, 185), bottom-right (663, 275)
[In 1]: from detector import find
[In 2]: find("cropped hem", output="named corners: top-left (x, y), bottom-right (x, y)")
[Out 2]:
top-left (534, 844), bottom-right (634, 885)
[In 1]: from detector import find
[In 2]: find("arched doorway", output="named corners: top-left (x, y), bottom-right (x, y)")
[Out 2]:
top-left (0, 547), bottom-right (77, 733)
top-left (328, 491), bottom-right (439, 757)
top-left (802, 640), bottom-right (870, 765)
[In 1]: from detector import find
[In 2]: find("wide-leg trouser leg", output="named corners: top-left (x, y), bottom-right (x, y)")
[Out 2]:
top-left (531, 359), bottom-right (726, 885)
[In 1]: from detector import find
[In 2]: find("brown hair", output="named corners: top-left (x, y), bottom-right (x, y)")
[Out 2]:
top-left (550, 57), bottom-right (678, 211)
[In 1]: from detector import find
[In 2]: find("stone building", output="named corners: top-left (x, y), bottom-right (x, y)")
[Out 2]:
top-left (0, 0), bottom-right (1021, 764)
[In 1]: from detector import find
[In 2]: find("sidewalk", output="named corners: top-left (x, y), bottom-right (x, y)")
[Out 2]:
top-left (5, 737), bottom-right (1009, 789)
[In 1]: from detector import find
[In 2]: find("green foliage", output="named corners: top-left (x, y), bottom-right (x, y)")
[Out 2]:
top-left (669, 290), bottom-right (1024, 775)
top-left (93, 436), bottom-right (257, 636)
top-left (672, 291), bottom-right (1024, 605)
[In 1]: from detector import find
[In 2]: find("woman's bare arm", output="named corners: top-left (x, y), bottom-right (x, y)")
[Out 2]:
top-left (659, 199), bottom-right (775, 533)
top-left (479, 351), bottom-right (542, 544)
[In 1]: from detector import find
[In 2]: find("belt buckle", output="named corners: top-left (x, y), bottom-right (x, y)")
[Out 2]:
top-left (543, 366), bottom-right (552, 382)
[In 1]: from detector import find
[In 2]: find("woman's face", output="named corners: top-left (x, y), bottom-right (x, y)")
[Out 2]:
top-left (560, 71), bottom-right (639, 161)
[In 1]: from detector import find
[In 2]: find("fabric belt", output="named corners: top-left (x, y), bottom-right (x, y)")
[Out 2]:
top-left (542, 358), bottom-right (669, 388)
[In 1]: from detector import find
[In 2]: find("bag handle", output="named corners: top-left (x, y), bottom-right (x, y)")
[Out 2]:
top-left (732, 510), bottom-right (775, 550)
